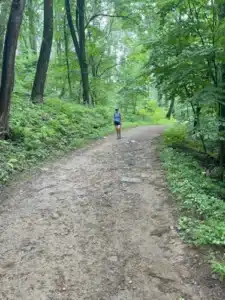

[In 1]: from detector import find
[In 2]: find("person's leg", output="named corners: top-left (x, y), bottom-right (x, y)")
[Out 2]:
top-left (114, 122), bottom-right (119, 138)
top-left (118, 124), bottom-right (121, 139)
top-left (116, 126), bottom-right (120, 139)
top-left (115, 122), bottom-right (120, 138)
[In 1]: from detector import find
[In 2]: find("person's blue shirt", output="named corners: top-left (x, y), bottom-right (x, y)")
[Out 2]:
top-left (114, 111), bottom-right (121, 123)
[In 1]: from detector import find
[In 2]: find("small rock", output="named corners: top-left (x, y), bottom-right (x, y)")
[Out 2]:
top-left (120, 177), bottom-right (142, 183)
top-left (109, 256), bottom-right (118, 262)
top-left (147, 261), bottom-right (181, 282)
top-left (62, 287), bottom-right (66, 291)
top-left (151, 226), bottom-right (170, 237)
top-left (2, 261), bottom-right (15, 269)
top-left (140, 174), bottom-right (149, 178)
top-left (41, 168), bottom-right (49, 172)
top-left (52, 213), bottom-right (60, 220)
top-left (212, 274), bottom-right (217, 280)
top-left (129, 280), bottom-right (133, 284)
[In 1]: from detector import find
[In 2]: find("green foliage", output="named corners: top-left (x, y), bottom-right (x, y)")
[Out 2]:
top-left (161, 144), bottom-right (225, 278)
top-left (137, 100), bottom-right (175, 125)
top-left (147, 0), bottom-right (225, 162)
top-left (163, 123), bottom-right (188, 145)
top-left (211, 258), bottom-right (225, 281)
top-left (0, 97), bottom-right (112, 182)
top-left (161, 147), bottom-right (225, 245)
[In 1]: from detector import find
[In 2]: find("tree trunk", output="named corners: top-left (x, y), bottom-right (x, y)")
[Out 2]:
top-left (27, 0), bottom-right (37, 55)
top-left (166, 98), bottom-right (175, 119)
top-left (64, 14), bottom-right (72, 97)
top-left (0, 0), bottom-right (25, 139)
top-left (218, 90), bottom-right (225, 180)
top-left (218, 3), bottom-right (225, 180)
top-left (59, 81), bottom-right (65, 98)
top-left (194, 106), bottom-right (201, 128)
top-left (31, 0), bottom-right (53, 103)
top-left (190, 102), bottom-right (201, 131)
top-left (157, 89), bottom-right (163, 107)
top-left (218, 65), bottom-right (225, 180)
top-left (77, 0), bottom-right (90, 105)
top-left (65, 0), bottom-right (90, 105)
top-left (0, 1), bottom-right (9, 82)
top-left (21, 31), bottom-right (29, 57)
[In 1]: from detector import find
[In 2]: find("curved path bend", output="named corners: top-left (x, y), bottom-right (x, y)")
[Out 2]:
top-left (0, 126), bottom-right (223, 300)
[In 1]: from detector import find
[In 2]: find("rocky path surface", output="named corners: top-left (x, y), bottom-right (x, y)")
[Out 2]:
top-left (0, 126), bottom-right (224, 300)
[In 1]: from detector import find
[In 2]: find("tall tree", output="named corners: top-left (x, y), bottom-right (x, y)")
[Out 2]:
top-left (0, 0), bottom-right (25, 138)
top-left (0, 1), bottom-right (9, 75)
top-left (31, 0), bottom-right (53, 103)
top-left (166, 98), bottom-right (175, 119)
top-left (65, 0), bottom-right (90, 105)
top-left (218, 2), bottom-right (225, 180)
top-left (27, 0), bottom-right (37, 55)
top-left (64, 14), bottom-right (72, 97)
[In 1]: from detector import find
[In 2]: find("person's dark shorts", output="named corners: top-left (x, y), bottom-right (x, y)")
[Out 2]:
top-left (114, 121), bottom-right (121, 126)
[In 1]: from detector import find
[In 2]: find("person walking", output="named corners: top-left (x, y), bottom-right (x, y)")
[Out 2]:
top-left (113, 108), bottom-right (122, 139)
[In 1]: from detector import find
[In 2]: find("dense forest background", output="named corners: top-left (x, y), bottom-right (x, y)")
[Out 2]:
top-left (0, 0), bottom-right (171, 182)
top-left (1, 0), bottom-right (225, 280)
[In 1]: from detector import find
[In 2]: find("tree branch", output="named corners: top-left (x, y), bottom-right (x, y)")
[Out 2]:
top-left (95, 52), bottom-right (105, 76)
top-left (85, 14), bottom-right (129, 29)
top-left (98, 63), bottom-right (118, 77)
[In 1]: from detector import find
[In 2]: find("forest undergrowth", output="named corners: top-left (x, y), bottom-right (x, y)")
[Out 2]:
top-left (161, 125), bottom-right (225, 281)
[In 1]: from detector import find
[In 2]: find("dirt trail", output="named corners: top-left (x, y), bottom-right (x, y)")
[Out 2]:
top-left (0, 126), bottom-right (224, 300)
